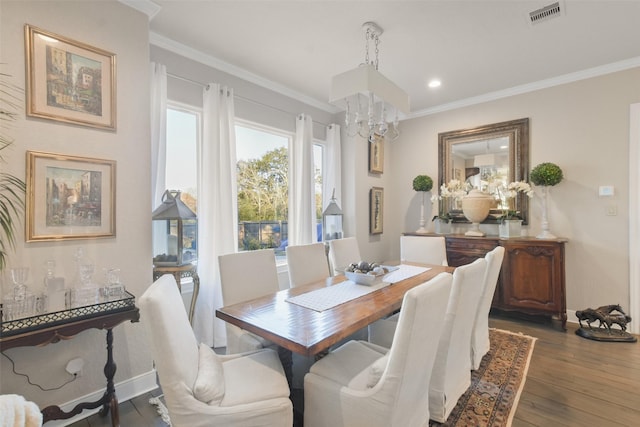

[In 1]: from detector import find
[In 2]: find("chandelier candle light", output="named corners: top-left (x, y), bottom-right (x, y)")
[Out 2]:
top-left (330, 22), bottom-right (410, 141)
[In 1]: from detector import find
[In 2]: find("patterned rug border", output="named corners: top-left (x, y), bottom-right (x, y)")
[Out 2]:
top-left (431, 327), bottom-right (537, 427)
top-left (491, 328), bottom-right (537, 427)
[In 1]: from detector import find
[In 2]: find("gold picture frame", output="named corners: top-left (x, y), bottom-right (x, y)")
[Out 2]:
top-left (25, 24), bottom-right (116, 130)
top-left (369, 187), bottom-right (384, 234)
top-left (368, 134), bottom-right (384, 174)
top-left (26, 151), bottom-right (116, 242)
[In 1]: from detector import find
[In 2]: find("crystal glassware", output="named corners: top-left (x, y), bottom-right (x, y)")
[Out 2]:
top-left (10, 267), bottom-right (29, 301)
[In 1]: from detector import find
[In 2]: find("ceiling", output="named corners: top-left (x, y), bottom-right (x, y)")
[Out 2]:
top-left (130, 0), bottom-right (640, 117)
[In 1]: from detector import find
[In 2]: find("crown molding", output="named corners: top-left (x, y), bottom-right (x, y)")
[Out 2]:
top-left (118, 0), bottom-right (161, 20)
top-left (410, 56), bottom-right (640, 118)
top-left (150, 32), bottom-right (339, 114)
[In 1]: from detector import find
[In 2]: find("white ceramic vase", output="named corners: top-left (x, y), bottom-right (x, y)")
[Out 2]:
top-left (461, 190), bottom-right (493, 236)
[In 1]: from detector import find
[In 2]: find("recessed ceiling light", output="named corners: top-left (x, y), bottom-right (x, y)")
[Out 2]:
top-left (428, 79), bottom-right (441, 88)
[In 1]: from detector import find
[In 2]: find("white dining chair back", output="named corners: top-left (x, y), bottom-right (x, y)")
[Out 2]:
top-left (286, 242), bottom-right (330, 287)
top-left (470, 246), bottom-right (505, 370)
top-left (218, 249), bottom-right (280, 353)
top-left (139, 274), bottom-right (293, 427)
top-left (304, 272), bottom-right (453, 427)
top-left (429, 257), bottom-right (487, 422)
top-left (400, 235), bottom-right (448, 266)
top-left (327, 237), bottom-right (362, 276)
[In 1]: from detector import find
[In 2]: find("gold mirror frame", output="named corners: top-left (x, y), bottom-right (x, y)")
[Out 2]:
top-left (438, 118), bottom-right (530, 224)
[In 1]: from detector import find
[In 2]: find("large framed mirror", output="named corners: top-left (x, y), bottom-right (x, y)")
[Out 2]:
top-left (438, 118), bottom-right (530, 224)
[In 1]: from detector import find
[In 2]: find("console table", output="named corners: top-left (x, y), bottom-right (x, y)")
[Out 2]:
top-left (406, 233), bottom-right (568, 330)
top-left (1, 293), bottom-right (140, 426)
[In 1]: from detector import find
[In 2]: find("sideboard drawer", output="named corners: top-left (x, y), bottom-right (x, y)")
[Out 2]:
top-left (445, 236), bottom-right (499, 267)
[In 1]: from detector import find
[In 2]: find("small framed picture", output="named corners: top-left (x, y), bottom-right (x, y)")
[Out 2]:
top-left (369, 187), bottom-right (384, 234)
top-left (26, 151), bottom-right (116, 242)
top-left (368, 134), bottom-right (384, 174)
top-left (24, 24), bottom-right (116, 130)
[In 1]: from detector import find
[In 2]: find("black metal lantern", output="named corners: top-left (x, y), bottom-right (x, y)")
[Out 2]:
top-left (322, 189), bottom-right (343, 241)
top-left (152, 190), bottom-right (197, 266)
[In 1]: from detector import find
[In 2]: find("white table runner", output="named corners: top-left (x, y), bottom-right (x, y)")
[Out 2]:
top-left (285, 264), bottom-right (429, 312)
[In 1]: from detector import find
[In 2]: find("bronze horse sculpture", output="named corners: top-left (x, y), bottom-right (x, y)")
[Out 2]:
top-left (576, 304), bottom-right (631, 333)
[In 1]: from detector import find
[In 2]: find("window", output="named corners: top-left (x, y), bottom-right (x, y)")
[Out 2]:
top-left (236, 121), bottom-right (324, 256)
top-left (165, 108), bottom-right (324, 259)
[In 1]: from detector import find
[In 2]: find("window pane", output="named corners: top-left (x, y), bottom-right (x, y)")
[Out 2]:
top-left (166, 107), bottom-right (198, 213)
top-left (236, 124), bottom-right (289, 255)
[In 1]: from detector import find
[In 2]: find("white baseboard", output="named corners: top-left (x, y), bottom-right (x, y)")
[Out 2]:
top-left (46, 369), bottom-right (158, 426)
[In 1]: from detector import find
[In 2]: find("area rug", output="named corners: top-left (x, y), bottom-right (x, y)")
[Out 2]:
top-left (431, 328), bottom-right (537, 427)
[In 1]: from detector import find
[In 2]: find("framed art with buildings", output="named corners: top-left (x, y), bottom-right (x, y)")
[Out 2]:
top-left (26, 151), bottom-right (116, 242)
top-left (368, 134), bottom-right (384, 174)
top-left (24, 24), bottom-right (116, 130)
top-left (369, 187), bottom-right (384, 234)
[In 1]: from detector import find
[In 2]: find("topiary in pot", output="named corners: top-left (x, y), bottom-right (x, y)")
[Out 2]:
top-left (413, 175), bottom-right (433, 233)
top-left (530, 162), bottom-right (563, 239)
top-left (412, 175), bottom-right (433, 192)
top-left (530, 162), bottom-right (563, 187)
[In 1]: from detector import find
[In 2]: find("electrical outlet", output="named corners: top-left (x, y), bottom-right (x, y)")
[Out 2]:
top-left (66, 357), bottom-right (84, 377)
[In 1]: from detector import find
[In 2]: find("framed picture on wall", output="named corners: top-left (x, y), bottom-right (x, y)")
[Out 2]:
top-left (368, 133), bottom-right (384, 174)
top-left (26, 151), bottom-right (116, 242)
top-left (24, 24), bottom-right (117, 130)
top-left (369, 187), bottom-right (384, 234)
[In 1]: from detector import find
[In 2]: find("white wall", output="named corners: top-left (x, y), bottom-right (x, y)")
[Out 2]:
top-left (376, 68), bottom-right (640, 322)
top-left (0, 0), bottom-right (154, 414)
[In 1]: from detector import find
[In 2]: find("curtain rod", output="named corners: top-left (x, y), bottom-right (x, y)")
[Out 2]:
top-left (167, 72), bottom-right (330, 128)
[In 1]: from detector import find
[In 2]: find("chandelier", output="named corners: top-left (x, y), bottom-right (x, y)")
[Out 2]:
top-left (330, 22), bottom-right (410, 141)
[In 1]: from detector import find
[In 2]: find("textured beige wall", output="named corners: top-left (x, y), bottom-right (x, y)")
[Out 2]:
top-left (379, 68), bottom-right (640, 317)
top-left (0, 0), bottom-right (153, 411)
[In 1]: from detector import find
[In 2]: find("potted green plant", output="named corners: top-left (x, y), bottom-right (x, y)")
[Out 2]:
top-left (412, 175), bottom-right (433, 234)
top-left (530, 162), bottom-right (563, 239)
top-left (0, 70), bottom-right (26, 272)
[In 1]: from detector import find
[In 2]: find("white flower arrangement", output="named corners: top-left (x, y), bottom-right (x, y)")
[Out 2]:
top-left (430, 179), bottom-right (472, 222)
top-left (497, 180), bottom-right (534, 220)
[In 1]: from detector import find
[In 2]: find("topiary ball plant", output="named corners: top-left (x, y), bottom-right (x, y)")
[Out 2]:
top-left (530, 162), bottom-right (563, 186)
top-left (412, 175), bottom-right (433, 192)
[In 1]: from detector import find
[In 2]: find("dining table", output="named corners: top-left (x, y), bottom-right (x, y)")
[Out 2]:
top-left (215, 262), bottom-right (454, 358)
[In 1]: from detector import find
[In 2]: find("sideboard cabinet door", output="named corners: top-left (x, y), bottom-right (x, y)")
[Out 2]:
top-left (499, 240), bottom-right (567, 330)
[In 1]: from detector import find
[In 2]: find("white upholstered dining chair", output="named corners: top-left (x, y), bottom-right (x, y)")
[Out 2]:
top-left (286, 242), bottom-right (330, 287)
top-left (368, 257), bottom-right (487, 423)
top-left (400, 235), bottom-right (448, 266)
top-left (218, 249), bottom-right (280, 354)
top-left (327, 237), bottom-right (362, 276)
top-left (303, 272), bottom-right (453, 427)
top-left (470, 246), bottom-right (505, 370)
top-left (139, 274), bottom-right (293, 427)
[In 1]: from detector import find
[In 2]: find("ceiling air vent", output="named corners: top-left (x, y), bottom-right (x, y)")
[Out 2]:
top-left (528, 1), bottom-right (563, 25)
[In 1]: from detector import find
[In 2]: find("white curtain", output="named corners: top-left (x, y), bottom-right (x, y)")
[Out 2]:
top-left (194, 83), bottom-right (237, 347)
top-left (150, 62), bottom-right (167, 209)
top-left (288, 114), bottom-right (316, 246)
top-left (150, 62), bottom-right (168, 258)
top-left (322, 123), bottom-right (342, 213)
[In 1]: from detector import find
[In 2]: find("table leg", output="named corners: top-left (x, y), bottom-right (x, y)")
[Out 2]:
top-left (98, 328), bottom-right (120, 427)
top-left (276, 346), bottom-right (293, 389)
top-left (41, 328), bottom-right (120, 425)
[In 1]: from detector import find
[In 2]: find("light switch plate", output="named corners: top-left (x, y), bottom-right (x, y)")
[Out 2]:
top-left (599, 185), bottom-right (614, 197)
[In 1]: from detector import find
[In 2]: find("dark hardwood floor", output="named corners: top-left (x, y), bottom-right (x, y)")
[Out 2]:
top-left (69, 316), bottom-right (640, 426)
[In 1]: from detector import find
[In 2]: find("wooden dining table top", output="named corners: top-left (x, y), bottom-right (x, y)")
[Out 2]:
top-left (215, 262), bottom-right (455, 356)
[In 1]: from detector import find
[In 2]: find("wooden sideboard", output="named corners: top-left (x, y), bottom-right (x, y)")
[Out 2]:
top-left (408, 234), bottom-right (568, 330)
